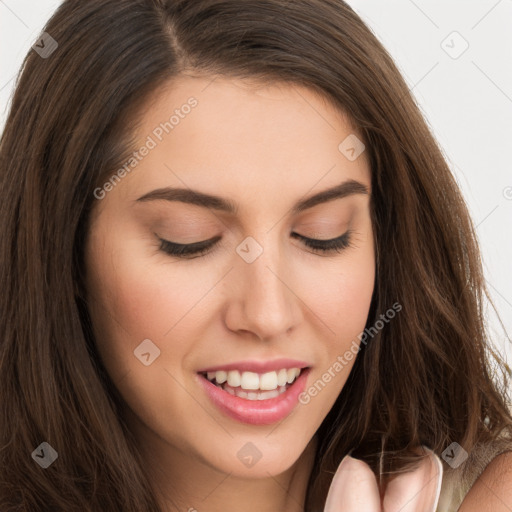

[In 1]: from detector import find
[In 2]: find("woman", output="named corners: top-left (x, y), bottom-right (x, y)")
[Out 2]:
top-left (0, 0), bottom-right (511, 510)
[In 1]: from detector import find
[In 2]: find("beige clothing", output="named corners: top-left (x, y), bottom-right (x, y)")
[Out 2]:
top-left (436, 434), bottom-right (512, 511)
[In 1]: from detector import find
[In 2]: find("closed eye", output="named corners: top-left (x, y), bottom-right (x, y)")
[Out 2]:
top-left (157, 230), bottom-right (354, 259)
top-left (290, 230), bottom-right (353, 253)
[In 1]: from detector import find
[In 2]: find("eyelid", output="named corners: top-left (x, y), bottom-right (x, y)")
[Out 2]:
top-left (157, 234), bottom-right (221, 258)
top-left (157, 230), bottom-right (353, 259)
top-left (159, 231), bottom-right (347, 246)
top-left (160, 234), bottom-right (221, 247)
top-left (291, 232), bottom-right (344, 243)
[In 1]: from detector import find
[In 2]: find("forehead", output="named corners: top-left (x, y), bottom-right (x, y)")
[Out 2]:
top-left (112, 75), bottom-right (371, 212)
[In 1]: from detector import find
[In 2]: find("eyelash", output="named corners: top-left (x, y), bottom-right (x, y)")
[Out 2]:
top-left (157, 230), bottom-right (354, 259)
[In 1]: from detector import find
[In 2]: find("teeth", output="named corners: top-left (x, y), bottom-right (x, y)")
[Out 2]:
top-left (260, 371), bottom-right (278, 390)
top-left (215, 383), bottom-right (288, 400)
top-left (215, 370), bottom-right (227, 384)
top-left (277, 369), bottom-right (288, 387)
top-left (206, 367), bottom-right (303, 390)
top-left (287, 368), bottom-right (300, 384)
top-left (227, 370), bottom-right (241, 387)
top-left (240, 371), bottom-right (260, 390)
top-left (237, 389), bottom-right (248, 399)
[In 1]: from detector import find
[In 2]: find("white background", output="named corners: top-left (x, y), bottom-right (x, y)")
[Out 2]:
top-left (1, 0), bottom-right (511, 368)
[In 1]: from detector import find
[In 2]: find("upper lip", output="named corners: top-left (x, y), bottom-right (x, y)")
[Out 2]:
top-left (197, 358), bottom-right (311, 374)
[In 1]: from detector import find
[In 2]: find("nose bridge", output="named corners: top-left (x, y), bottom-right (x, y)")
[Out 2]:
top-left (243, 235), bottom-right (285, 302)
top-left (228, 231), bottom-right (301, 338)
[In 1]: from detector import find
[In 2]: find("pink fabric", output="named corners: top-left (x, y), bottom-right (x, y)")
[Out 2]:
top-left (325, 447), bottom-right (443, 512)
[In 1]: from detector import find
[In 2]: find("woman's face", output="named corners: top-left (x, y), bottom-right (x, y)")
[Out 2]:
top-left (85, 75), bottom-right (375, 481)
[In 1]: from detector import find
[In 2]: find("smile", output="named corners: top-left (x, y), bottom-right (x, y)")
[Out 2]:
top-left (203, 367), bottom-right (302, 397)
top-left (197, 364), bottom-right (311, 425)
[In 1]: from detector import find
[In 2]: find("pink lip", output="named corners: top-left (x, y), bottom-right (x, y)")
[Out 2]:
top-left (197, 367), bottom-right (310, 425)
top-left (197, 358), bottom-right (310, 373)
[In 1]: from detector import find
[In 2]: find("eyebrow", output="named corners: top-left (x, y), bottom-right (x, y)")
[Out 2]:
top-left (135, 179), bottom-right (369, 215)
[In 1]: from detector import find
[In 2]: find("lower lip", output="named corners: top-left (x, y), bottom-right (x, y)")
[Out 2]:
top-left (197, 368), bottom-right (310, 426)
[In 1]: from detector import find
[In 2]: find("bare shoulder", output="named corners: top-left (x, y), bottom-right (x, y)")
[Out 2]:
top-left (458, 451), bottom-right (512, 511)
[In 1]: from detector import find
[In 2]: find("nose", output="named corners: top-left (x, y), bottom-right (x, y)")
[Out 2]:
top-left (224, 236), bottom-right (303, 341)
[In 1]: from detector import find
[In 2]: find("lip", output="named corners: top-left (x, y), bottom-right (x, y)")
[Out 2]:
top-left (196, 358), bottom-right (310, 374)
top-left (197, 367), bottom-right (311, 425)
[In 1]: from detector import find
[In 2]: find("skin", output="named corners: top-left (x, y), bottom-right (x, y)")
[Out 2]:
top-left (84, 75), bottom-right (376, 512)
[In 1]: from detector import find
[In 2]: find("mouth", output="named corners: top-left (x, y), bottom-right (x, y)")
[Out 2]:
top-left (196, 365), bottom-right (311, 425)
top-left (200, 366), bottom-right (305, 399)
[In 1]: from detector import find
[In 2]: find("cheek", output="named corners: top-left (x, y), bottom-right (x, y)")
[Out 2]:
top-left (84, 229), bottom-right (196, 381)
top-left (298, 248), bottom-right (375, 413)
top-left (310, 235), bottom-right (375, 343)
top-left (334, 254), bottom-right (375, 331)
top-left (84, 234), bottom-right (207, 438)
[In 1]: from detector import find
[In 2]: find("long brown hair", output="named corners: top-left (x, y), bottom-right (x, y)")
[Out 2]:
top-left (1, 0), bottom-right (511, 510)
